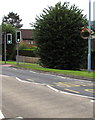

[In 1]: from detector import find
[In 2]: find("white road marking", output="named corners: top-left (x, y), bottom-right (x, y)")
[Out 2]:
top-left (30, 71), bottom-right (57, 77)
top-left (29, 71), bottom-right (57, 77)
top-left (57, 76), bottom-right (93, 83)
top-left (30, 71), bottom-right (37, 73)
top-left (27, 78), bottom-right (34, 82)
top-left (57, 76), bottom-right (70, 79)
top-left (12, 68), bottom-right (17, 70)
top-left (47, 85), bottom-right (59, 92)
top-left (29, 71), bottom-right (94, 84)
top-left (90, 100), bottom-right (95, 102)
top-left (46, 85), bottom-right (94, 99)
top-left (16, 77), bottom-right (94, 100)
top-left (0, 74), bottom-right (9, 77)
top-left (16, 77), bottom-right (46, 86)
top-left (39, 73), bottom-right (57, 77)
top-left (16, 117), bottom-right (23, 119)
top-left (0, 110), bottom-right (4, 119)
top-left (16, 77), bottom-right (30, 83)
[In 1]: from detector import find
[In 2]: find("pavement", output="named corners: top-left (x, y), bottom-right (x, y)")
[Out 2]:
top-left (1, 64), bottom-right (13, 67)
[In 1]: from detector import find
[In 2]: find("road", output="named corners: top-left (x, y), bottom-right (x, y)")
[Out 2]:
top-left (2, 65), bottom-right (95, 98)
top-left (0, 65), bottom-right (94, 118)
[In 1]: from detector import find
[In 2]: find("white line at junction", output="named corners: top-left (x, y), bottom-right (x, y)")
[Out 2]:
top-left (16, 76), bottom-right (94, 100)
top-left (0, 110), bottom-right (4, 119)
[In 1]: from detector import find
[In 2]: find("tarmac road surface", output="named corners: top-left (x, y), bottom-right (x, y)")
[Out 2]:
top-left (2, 66), bottom-right (95, 98)
top-left (1, 75), bottom-right (94, 118)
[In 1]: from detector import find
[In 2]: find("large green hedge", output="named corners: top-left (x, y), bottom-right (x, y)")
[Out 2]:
top-left (32, 2), bottom-right (88, 70)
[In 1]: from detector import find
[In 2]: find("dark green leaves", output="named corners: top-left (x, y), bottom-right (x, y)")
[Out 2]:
top-left (2, 12), bottom-right (23, 28)
top-left (32, 2), bottom-right (87, 70)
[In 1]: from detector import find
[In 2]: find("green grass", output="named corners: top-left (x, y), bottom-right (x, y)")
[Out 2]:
top-left (1, 61), bottom-right (95, 79)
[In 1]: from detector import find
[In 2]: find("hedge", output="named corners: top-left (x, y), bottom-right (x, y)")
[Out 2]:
top-left (19, 49), bottom-right (37, 57)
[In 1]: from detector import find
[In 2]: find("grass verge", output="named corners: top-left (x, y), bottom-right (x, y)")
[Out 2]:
top-left (1, 61), bottom-right (95, 79)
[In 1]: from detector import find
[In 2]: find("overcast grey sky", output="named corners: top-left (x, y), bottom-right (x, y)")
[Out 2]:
top-left (1, 0), bottom-right (95, 29)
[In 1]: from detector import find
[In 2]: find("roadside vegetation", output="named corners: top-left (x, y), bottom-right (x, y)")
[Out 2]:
top-left (1, 61), bottom-right (95, 79)
top-left (1, 3), bottom-right (95, 79)
top-left (32, 2), bottom-right (88, 70)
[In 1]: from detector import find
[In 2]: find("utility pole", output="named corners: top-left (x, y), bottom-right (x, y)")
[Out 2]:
top-left (16, 31), bottom-right (21, 65)
top-left (88, 0), bottom-right (91, 72)
top-left (4, 32), bottom-right (6, 64)
top-left (16, 43), bottom-right (19, 65)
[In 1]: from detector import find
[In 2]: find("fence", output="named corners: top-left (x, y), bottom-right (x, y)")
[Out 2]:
top-left (16, 56), bottom-right (40, 64)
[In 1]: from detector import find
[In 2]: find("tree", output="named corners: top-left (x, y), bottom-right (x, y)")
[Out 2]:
top-left (32, 2), bottom-right (88, 70)
top-left (2, 12), bottom-right (23, 28)
top-left (1, 23), bottom-right (16, 60)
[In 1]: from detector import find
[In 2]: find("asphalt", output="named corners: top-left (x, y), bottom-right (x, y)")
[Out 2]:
top-left (2, 65), bottom-right (95, 98)
top-left (1, 75), bottom-right (94, 118)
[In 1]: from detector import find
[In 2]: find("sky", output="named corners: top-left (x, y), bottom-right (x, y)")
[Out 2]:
top-left (1, 0), bottom-right (95, 29)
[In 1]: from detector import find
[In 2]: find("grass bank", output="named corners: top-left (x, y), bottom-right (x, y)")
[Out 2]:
top-left (1, 61), bottom-right (95, 79)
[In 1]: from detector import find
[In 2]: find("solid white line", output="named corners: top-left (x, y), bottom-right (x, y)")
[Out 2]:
top-left (46, 85), bottom-right (94, 99)
top-left (0, 110), bottom-right (4, 119)
top-left (16, 77), bottom-right (94, 100)
top-left (16, 77), bottom-right (30, 83)
top-left (0, 74), bottom-right (9, 77)
top-left (16, 77), bottom-right (22, 82)
top-left (47, 85), bottom-right (59, 92)
top-left (16, 77), bottom-right (46, 86)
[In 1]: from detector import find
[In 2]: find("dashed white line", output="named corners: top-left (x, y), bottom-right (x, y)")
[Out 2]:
top-left (39, 73), bottom-right (57, 77)
top-left (16, 117), bottom-right (23, 119)
top-left (12, 68), bottom-right (17, 70)
top-left (57, 76), bottom-right (93, 83)
top-left (29, 71), bottom-right (94, 84)
top-left (29, 71), bottom-right (57, 77)
top-left (90, 100), bottom-right (95, 102)
top-left (29, 71), bottom-right (37, 73)
top-left (0, 110), bottom-right (4, 119)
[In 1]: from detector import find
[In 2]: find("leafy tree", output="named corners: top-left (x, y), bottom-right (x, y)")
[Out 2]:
top-left (1, 23), bottom-right (16, 60)
top-left (2, 12), bottom-right (23, 28)
top-left (32, 2), bottom-right (88, 70)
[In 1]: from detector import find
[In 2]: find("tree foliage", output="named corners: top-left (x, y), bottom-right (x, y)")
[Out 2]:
top-left (32, 2), bottom-right (88, 70)
top-left (2, 12), bottom-right (23, 28)
top-left (1, 23), bottom-right (16, 60)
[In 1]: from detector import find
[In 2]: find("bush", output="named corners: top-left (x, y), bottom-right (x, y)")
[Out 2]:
top-left (19, 43), bottom-right (28, 50)
top-left (32, 2), bottom-right (87, 70)
top-left (18, 47), bottom-right (38, 57)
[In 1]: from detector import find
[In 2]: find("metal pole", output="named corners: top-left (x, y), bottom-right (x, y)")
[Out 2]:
top-left (17, 43), bottom-right (19, 65)
top-left (88, 0), bottom-right (91, 72)
top-left (4, 32), bottom-right (6, 64)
